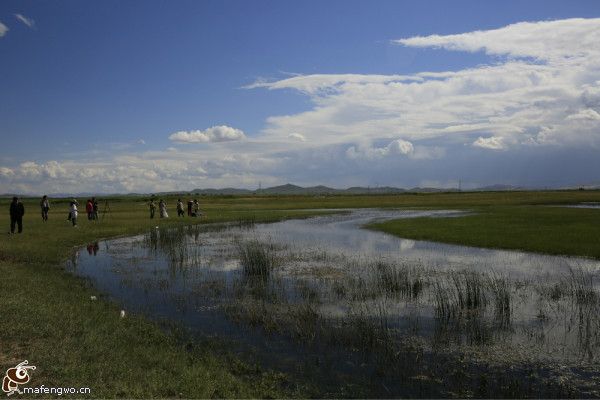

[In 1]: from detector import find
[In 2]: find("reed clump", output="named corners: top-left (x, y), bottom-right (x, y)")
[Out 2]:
top-left (434, 271), bottom-right (488, 319)
top-left (488, 273), bottom-right (511, 319)
top-left (568, 267), bottom-right (597, 304)
top-left (237, 240), bottom-right (278, 277)
top-left (374, 262), bottom-right (425, 299)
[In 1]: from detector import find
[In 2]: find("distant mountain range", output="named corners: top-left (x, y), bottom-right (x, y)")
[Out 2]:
top-left (4, 183), bottom-right (600, 198)
top-left (190, 183), bottom-right (411, 196)
top-left (187, 183), bottom-right (531, 196)
top-left (189, 183), bottom-right (479, 196)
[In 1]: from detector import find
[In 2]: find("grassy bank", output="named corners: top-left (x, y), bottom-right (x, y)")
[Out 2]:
top-left (1, 190), bottom-right (600, 397)
top-left (369, 204), bottom-right (600, 259)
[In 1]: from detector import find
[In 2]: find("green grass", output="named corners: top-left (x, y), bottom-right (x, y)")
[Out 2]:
top-left (368, 205), bottom-right (600, 259)
top-left (0, 200), bottom-right (333, 398)
top-left (1, 190), bottom-right (600, 397)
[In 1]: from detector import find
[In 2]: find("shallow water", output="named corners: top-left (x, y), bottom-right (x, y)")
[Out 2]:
top-left (561, 202), bottom-right (600, 209)
top-left (70, 209), bottom-right (600, 396)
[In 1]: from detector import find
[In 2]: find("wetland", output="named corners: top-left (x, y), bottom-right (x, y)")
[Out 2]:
top-left (71, 209), bottom-right (600, 397)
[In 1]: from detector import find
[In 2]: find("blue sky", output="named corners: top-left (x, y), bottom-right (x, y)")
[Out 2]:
top-left (1, 1), bottom-right (600, 193)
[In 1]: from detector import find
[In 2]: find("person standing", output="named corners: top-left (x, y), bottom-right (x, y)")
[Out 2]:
top-left (187, 199), bottom-right (193, 216)
top-left (40, 195), bottom-right (50, 222)
top-left (192, 199), bottom-right (201, 217)
top-left (159, 199), bottom-right (168, 218)
top-left (69, 199), bottom-right (78, 227)
top-left (149, 199), bottom-right (156, 219)
top-left (9, 196), bottom-right (25, 234)
top-left (92, 197), bottom-right (99, 220)
top-left (177, 199), bottom-right (185, 217)
top-left (86, 199), bottom-right (94, 220)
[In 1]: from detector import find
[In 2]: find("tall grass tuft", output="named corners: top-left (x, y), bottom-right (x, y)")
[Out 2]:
top-left (451, 271), bottom-right (487, 310)
top-left (434, 271), bottom-right (487, 319)
top-left (237, 240), bottom-right (278, 277)
top-left (568, 267), bottom-right (597, 304)
top-left (433, 281), bottom-right (457, 320)
top-left (488, 273), bottom-right (511, 324)
top-left (144, 226), bottom-right (190, 267)
top-left (375, 262), bottom-right (424, 299)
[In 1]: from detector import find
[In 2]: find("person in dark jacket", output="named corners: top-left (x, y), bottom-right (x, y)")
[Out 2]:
top-left (9, 196), bottom-right (25, 234)
top-left (92, 197), bottom-right (99, 220)
top-left (40, 195), bottom-right (50, 221)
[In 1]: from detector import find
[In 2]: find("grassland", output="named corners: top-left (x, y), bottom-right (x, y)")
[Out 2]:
top-left (1, 190), bottom-right (600, 397)
top-left (0, 198), bottom-right (342, 398)
top-left (368, 203), bottom-right (600, 259)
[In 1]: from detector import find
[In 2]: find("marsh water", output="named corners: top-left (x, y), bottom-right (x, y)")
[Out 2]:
top-left (69, 209), bottom-right (600, 397)
top-left (562, 202), bottom-right (600, 209)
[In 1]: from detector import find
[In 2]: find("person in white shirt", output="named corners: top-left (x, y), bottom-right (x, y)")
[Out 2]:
top-left (69, 200), bottom-right (78, 227)
top-left (159, 199), bottom-right (169, 218)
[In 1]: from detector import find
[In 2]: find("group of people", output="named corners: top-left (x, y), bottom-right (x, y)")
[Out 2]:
top-left (148, 197), bottom-right (202, 219)
top-left (9, 194), bottom-right (203, 234)
top-left (64, 198), bottom-right (99, 227)
top-left (8, 195), bottom-right (91, 233)
top-left (9, 195), bottom-right (55, 233)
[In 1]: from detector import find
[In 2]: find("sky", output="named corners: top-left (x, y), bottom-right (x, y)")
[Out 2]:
top-left (1, 0), bottom-right (600, 194)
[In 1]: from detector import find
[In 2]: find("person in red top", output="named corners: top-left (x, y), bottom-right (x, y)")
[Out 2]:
top-left (86, 199), bottom-right (94, 220)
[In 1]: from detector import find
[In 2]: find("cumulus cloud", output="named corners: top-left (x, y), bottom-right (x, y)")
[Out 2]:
top-left (472, 136), bottom-right (506, 150)
top-left (288, 133), bottom-right (306, 141)
top-left (251, 18), bottom-right (600, 154)
top-left (17, 161), bottom-right (68, 179)
top-left (346, 139), bottom-right (414, 160)
top-left (566, 108), bottom-right (600, 121)
top-left (0, 167), bottom-right (14, 178)
top-left (169, 125), bottom-right (246, 143)
top-left (0, 22), bottom-right (8, 37)
top-left (14, 14), bottom-right (35, 28)
top-left (394, 18), bottom-right (600, 61)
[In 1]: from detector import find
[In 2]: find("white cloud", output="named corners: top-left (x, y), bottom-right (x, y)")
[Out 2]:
top-left (169, 125), bottom-right (246, 143)
top-left (472, 136), bottom-right (506, 150)
top-left (288, 133), bottom-right (306, 141)
top-left (137, 139), bottom-right (146, 145)
top-left (14, 14), bottom-right (35, 29)
top-left (16, 161), bottom-right (68, 179)
top-left (394, 18), bottom-right (600, 62)
top-left (246, 74), bottom-right (422, 95)
top-left (0, 22), bottom-right (8, 37)
top-left (251, 18), bottom-right (600, 154)
top-left (387, 139), bottom-right (414, 155)
top-left (0, 167), bottom-right (14, 178)
top-left (566, 108), bottom-right (600, 121)
top-left (346, 139), bottom-right (414, 160)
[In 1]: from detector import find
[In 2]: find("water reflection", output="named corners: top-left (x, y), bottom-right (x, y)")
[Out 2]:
top-left (86, 242), bottom-right (99, 256)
